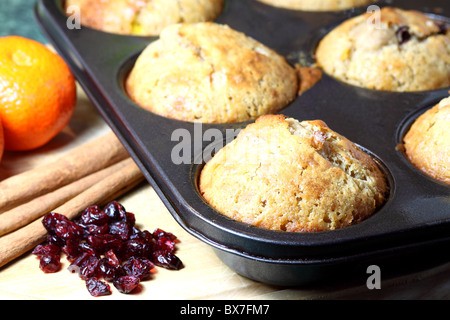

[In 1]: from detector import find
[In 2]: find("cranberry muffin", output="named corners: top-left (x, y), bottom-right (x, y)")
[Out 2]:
top-left (199, 115), bottom-right (389, 232)
top-left (316, 7), bottom-right (450, 91)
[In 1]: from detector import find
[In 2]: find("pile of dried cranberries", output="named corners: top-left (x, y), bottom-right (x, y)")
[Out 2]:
top-left (32, 201), bottom-right (183, 296)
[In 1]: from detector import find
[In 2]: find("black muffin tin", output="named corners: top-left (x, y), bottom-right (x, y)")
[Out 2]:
top-left (35, 0), bottom-right (450, 286)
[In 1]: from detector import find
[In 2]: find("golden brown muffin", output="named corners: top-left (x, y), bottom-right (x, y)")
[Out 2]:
top-left (64, 0), bottom-right (224, 36)
top-left (403, 96), bottom-right (450, 184)
top-left (199, 115), bottom-right (389, 232)
top-left (315, 7), bottom-right (450, 92)
top-left (256, 0), bottom-right (376, 11)
top-left (126, 23), bottom-right (298, 123)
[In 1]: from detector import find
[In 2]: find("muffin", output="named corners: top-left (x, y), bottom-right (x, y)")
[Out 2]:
top-left (126, 22), bottom-right (298, 123)
top-left (256, 0), bottom-right (376, 11)
top-left (64, 0), bottom-right (224, 36)
top-left (403, 96), bottom-right (450, 184)
top-left (315, 7), bottom-right (450, 92)
top-left (199, 115), bottom-right (389, 232)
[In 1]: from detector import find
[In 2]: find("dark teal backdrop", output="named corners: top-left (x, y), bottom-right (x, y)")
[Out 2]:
top-left (0, 0), bottom-right (47, 43)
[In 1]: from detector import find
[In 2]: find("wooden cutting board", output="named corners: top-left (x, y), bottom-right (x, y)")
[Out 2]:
top-left (0, 86), bottom-right (449, 300)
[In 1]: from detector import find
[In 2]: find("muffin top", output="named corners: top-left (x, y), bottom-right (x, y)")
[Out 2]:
top-left (256, 0), bottom-right (376, 11)
top-left (315, 7), bottom-right (450, 91)
top-left (126, 22), bottom-right (298, 123)
top-left (199, 115), bottom-right (388, 232)
top-left (65, 0), bottom-right (224, 36)
top-left (403, 96), bottom-right (450, 184)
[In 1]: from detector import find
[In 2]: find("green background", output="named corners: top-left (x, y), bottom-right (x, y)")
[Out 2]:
top-left (0, 0), bottom-right (47, 43)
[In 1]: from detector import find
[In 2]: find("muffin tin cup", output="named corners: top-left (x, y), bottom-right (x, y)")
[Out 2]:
top-left (35, 0), bottom-right (450, 286)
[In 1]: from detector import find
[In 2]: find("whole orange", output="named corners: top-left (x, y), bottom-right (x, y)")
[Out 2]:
top-left (0, 36), bottom-right (76, 151)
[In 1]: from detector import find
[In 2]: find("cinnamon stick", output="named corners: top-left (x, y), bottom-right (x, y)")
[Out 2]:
top-left (0, 159), bottom-right (144, 268)
top-left (0, 158), bottom-right (131, 237)
top-left (0, 132), bottom-right (129, 213)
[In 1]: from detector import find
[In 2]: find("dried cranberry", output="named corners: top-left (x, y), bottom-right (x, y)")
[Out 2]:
top-left (104, 201), bottom-right (127, 222)
top-left (46, 234), bottom-right (65, 247)
top-left (68, 252), bottom-right (89, 273)
top-left (42, 212), bottom-right (69, 234)
top-left (129, 229), bottom-right (152, 244)
top-left (80, 242), bottom-right (99, 257)
top-left (153, 228), bottom-right (178, 242)
top-left (61, 239), bottom-right (82, 261)
top-left (437, 22), bottom-right (448, 35)
top-left (86, 278), bottom-right (112, 297)
top-left (80, 223), bottom-right (109, 237)
top-left (121, 211), bottom-right (136, 227)
top-left (136, 229), bottom-right (153, 242)
top-left (152, 250), bottom-right (183, 270)
top-left (396, 26), bottom-right (411, 44)
top-left (80, 205), bottom-right (109, 225)
top-left (54, 220), bottom-right (84, 241)
top-left (87, 234), bottom-right (122, 255)
top-left (121, 237), bottom-right (152, 260)
top-left (154, 236), bottom-right (176, 253)
top-left (68, 252), bottom-right (98, 279)
top-left (123, 257), bottom-right (154, 280)
top-left (108, 221), bottom-right (132, 240)
top-left (79, 256), bottom-right (100, 280)
top-left (32, 244), bottom-right (60, 256)
top-left (98, 258), bottom-right (125, 282)
top-left (113, 275), bottom-right (140, 294)
top-left (39, 254), bottom-right (61, 273)
top-left (105, 249), bottom-right (121, 267)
